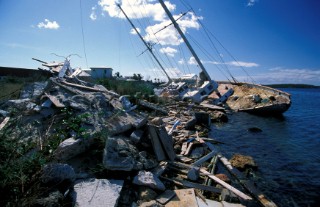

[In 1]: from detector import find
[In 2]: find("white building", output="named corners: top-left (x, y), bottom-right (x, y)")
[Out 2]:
top-left (89, 67), bottom-right (113, 79)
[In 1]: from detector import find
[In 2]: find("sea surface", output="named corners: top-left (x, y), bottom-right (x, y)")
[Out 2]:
top-left (210, 88), bottom-right (320, 207)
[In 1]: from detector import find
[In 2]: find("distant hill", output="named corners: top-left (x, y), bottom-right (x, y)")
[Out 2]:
top-left (265, 84), bottom-right (320, 88)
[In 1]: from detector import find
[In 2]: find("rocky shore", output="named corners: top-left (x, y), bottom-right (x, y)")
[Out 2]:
top-left (0, 74), bottom-right (276, 207)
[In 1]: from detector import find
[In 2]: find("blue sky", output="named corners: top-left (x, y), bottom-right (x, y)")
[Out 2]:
top-left (0, 0), bottom-right (319, 85)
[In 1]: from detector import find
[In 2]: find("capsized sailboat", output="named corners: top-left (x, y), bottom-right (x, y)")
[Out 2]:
top-left (119, 0), bottom-right (291, 115)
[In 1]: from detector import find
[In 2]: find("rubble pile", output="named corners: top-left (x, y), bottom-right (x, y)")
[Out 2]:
top-left (0, 60), bottom-right (277, 207)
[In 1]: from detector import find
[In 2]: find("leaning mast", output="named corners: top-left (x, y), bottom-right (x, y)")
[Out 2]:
top-left (117, 4), bottom-right (172, 84)
top-left (158, 0), bottom-right (212, 82)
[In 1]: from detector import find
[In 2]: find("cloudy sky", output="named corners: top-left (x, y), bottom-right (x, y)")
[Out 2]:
top-left (0, 0), bottom-right (319, 85)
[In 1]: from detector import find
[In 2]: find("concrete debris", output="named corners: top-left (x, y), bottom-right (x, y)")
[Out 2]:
top-left (41, 163), bottom-right (75, 190)
top-left (72, 178), bottom-right (124, 207)
top-left (0, 58), bottom-right (277, 207)
top-left (133, 170), bottom-right (166, 191)
top-left (54, 137), bottom-right (91, 161)
top-left (103, 136), bottom-right (140, 171)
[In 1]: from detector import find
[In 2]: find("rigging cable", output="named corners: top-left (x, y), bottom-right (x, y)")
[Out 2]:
top-left (79, 0), bottom-right (89, 68)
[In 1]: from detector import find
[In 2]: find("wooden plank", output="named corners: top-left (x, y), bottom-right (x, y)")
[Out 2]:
top-left (192, 150), bottom-right (216, 167)
top-left (44, 92), bottom-right (65, 108)
top-left (180, 142), bottom-right (188, 155)
top-left (138, 100), bottom-right (168, 115)
top-left (0, 117), bottom-right (10, 130)
top-left (218, 154), bottom-right (277, 207)
top-left (199, 103), bottom-right (225, 111)
top-left (165, 188), bottom-right (199, 207)
top-left (163, 176), bottom-right (222, 194)
top-left (148, 125), bottom-right (166, 161)
top-left (61, 80), bottom-right (104, 92)
top-left (200, 168), bottom-right (252, 200)
top-left (184, 142), bottom-right (194, 156)
top-left (158, 126), bottom-right (176, 161)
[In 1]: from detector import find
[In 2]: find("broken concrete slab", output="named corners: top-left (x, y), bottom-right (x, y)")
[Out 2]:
top-left (103, 136), bottom-right (138, 171)
top-left (20, 81), bottom-right (48, 99)
top-left (72, 178), bottom-right (124, 207)
top-left (54, 137), bottom-right (91, 161)
top-left (106, 111), bottom-right (148, 136)
top-left (133, 170), bottom-right (165, 191)
top-left (41, 163), bottom-right (75, 187)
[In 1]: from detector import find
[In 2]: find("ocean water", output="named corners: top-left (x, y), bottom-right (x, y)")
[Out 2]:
top-left (210, 88), bottom-right (320, 207)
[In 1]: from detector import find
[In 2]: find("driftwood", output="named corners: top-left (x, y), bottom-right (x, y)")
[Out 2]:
top-left (61, 80), bottom-right (104, 92)
top-left (138, 100), bottom-right (168, 115)
top-left (218, 154), bottom-right (277, 207)
top-left (44, 92), bottom-right (65, 108)
top-left (169, 161), bottom-right (252, 200)
top-left (0, 117), bottom-right (10, 130)
top-left (192, 150), bottom-right (216, 166)
top-left (200, 168), bottom-right (252, 201)
top-left (206, 155), bottom-right (218, 187)
top-left (160, 176), bottom-right (222, 194)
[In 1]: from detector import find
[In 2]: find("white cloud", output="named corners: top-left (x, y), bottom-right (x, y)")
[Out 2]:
top-left (203, 60), bottom-right (259, 68)
top-left (37, 19), bottom-right (60, 30)
top-left (90, 6), bottom-right (97, 20)
top-left (188, 56), bottom-right (198, 65)
top-left (144, 12), bottom-right (201, 46)
top-left (130, 28), bottom-right (141, 35)
top-left (228, 61), bottom-right (259, 67)
top-left (178, 58), bottom-right (185, 65)
top-left (247, 0), bottom-right (258, 7)
top-left (149, 67), bottom-right (182, 79)
top-left (238, 67), bottom-right (320, 85)
top-left (159, 47), bottom-right (177, 57)
top-left (98, 0), bottom-right (175, 21)
top-left (98, 1), bottom-right (202, 47)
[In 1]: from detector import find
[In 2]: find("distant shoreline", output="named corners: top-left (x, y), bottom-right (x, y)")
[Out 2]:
top-left (265, 84), bottom-right (320, 88)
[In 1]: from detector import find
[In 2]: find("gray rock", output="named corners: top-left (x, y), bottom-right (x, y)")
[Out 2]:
top-left (54, 138), bottom-right (91, 161)
top-left (0, 109), bottom-right (9, 117)
top-left (138, 186), bottom-right (158, 202)
top-left (41, 163), bottom-right (75, 185)
top-left (187, 167), bottom-right (200, 181)
top-left (103, 136), bottom-right (140, 171)
top-left (130, 129), bottom-right (144, 143)
top-left (20, 81), bottom-right (48, 99)
top-left (133, 170), bottom-right (165, 191)
top-left (184, 117), bottom-right (197, 129)
top-left (33, 190), bottom-right (63, 207)
top-left (211, 111), bottom-right (228, 122)
top-left (72, 178), bottom-right (124, 207)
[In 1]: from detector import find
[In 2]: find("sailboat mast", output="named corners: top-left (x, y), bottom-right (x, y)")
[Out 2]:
top-left (117, 4), bottom-right (172, 83)
top-left (158, 0), bottom-right (212, 82)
